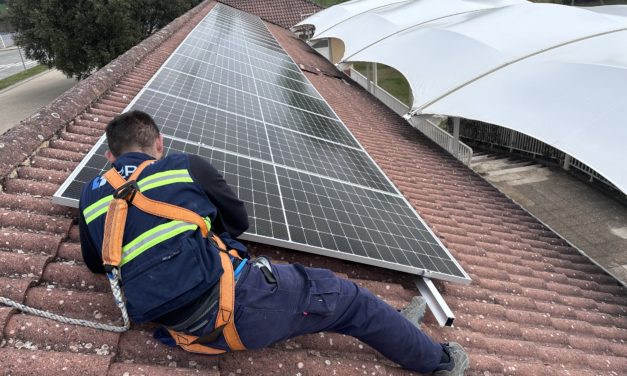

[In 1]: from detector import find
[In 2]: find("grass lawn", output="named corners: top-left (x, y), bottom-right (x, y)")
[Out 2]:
top-left (353, 62), bottom-right (411, 106)
top-left (311, 0), bottom-right (350, 7)
top-left (0, 65), bottom-right (48, 91)
top-left (0, 4), bottom-right (6, 14)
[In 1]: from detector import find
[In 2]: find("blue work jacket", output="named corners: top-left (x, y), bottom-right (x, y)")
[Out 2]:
top-left (79, 152), bottom-right (248, 323)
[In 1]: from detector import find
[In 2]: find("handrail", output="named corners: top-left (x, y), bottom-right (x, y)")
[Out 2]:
top-left (459, 120), bottom-right (620, 192)
top-left (349, 68), bottom-right (473, 166)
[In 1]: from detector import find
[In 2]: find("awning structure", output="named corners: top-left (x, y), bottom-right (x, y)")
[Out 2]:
top-left (295, 0), bottom-right (412, 39)
top-left (423, 29), bottom-right (627, 193)
top-left (299, 2), bottom-right (627, 193)
top-left (311, 0), bottom-right (526, 61)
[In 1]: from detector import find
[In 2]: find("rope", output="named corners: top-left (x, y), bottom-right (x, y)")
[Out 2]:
top-left (0, 268), bottom-right (130, 333)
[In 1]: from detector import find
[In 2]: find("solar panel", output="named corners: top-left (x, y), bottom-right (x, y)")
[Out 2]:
top-left (53, 4), bottom-right (469, 283)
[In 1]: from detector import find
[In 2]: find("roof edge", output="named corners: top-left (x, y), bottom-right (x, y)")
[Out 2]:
top-left (0, 0), bottom-right (213, 180)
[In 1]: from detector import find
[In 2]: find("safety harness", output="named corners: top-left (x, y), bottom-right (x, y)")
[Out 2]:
top-left (101, 160), bottom-right (246, 354)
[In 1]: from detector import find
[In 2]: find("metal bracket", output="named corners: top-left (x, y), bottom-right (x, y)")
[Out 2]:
top-left (415, 277), bottom-right (455, 327)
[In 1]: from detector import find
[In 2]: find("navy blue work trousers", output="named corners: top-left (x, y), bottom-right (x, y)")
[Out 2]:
top-left (190, 260), bottom-right (443, 373)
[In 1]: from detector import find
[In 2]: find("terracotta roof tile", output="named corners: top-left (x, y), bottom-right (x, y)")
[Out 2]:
top-left (0, 277), bottom-right (31, 302)
top-left (0, 193), bottom-right (72, 216)
top-left (31, 156), bottom-right (79, 172)
top-left (66, 123), bottom-right (103, 137)
top-left (57, 242), bottom-right (82, 262)
top-left (5, 314), bottom-right (119, 354)
top-left (42, 262), bottom-right (108, 293)
top-left (4, 178), bottom-right (60, 196)
top-left (466, 353), bottom-right (504, 375)
top-left (0, 1), bottom-right (624, 374)
top-left (23, 286), bottom-right (120, 322)
top-left (216, 0), bottom-right (321, 28)
top-left (0, 306), bottom-right (14, 340)
top-left (504, 310), bottom-right (552, 327)
top-left (0, 348), bottom-right (112, 375)
top-left (108, 363), bottom-right (218, 375)
top-left (592, 325), bottom-right (627, 341)
top-left (36, 147), bottom-right (86, 163)
top-left (15, 167), bottom-right (67, 185)
top-left (117, 329), bottom-right (222, 369)
top-left (58, 131), bottom-right (99, 146)
top-left (0, 252), bottom-right (50, 280)
top-left (0, 209), bottom-right (71, 234)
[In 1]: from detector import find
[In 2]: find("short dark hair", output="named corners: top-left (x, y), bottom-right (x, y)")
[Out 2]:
top-left (105, 110), bottom-right (160, 157)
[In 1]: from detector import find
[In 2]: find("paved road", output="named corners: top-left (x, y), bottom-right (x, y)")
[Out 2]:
top-left (0, 33), bottom-right (14, 48)
top-left (0, 48), bottom-right (38, 80)
top-left (0, 69), bottom-right (76, 134)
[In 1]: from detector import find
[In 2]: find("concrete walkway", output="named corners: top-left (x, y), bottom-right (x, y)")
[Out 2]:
top-left (0, 69), bottom-right (76, 134)
top-left (471, 152), bottom-right (627, 285)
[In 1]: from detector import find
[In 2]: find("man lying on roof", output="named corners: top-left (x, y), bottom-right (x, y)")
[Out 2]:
top-left (78, 110), bottom-right (469, 375)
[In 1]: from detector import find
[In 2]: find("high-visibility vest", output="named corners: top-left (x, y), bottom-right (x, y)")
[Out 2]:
top-left (81, 153), bottom-right (223, 323)
top-left (101, 159), bottom-right (246, 354)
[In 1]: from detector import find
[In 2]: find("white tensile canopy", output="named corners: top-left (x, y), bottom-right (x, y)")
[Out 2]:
top-left (299, 1), bottom-right (627, 193)
top-left (424, 29), bottom-right (627, 194)
top-left (296, 0), bottom-right (412, 39)
top-left (311, 0), bottom-right (527, 61)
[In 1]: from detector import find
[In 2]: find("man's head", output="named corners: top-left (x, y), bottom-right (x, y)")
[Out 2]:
top-left (105, 110), bottom-right (164, 162)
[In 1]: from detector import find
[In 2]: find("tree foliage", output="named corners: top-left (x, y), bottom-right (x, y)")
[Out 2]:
top-left (7, 0), bottom-right (201, 79)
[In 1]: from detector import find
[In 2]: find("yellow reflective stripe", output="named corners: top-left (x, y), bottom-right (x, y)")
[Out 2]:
top-left (139, 176), bottom-right (194, 192)
top-left (84, 195), bottom-right (113, 224)
top-left (120, 221), bottom-right (198, 266)
top-left (137, 169), bottom-right (192, 191)
top-left (83, 169), bottom-right (194, 224)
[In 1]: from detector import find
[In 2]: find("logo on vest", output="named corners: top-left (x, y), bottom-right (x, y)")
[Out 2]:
top-left (91, 165), bottom-right (137, 190)
top-left (119, 165), bottom-right (137, 178)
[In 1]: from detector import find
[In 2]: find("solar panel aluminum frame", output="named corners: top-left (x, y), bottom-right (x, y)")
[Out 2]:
top-left (53, 4), bottom-right (471, 285)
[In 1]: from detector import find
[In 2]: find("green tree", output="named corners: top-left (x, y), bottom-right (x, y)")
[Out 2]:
top-left (7, 0), bottom-right (200, 79)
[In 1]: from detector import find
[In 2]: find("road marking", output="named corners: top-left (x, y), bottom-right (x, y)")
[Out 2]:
top-left (0, 61), bottom-right (37, 72)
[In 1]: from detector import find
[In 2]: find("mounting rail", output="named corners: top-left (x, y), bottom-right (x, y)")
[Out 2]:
top-left (416, 277), bottom-right (455, 327)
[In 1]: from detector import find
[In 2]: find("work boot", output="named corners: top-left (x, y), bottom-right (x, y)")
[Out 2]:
top-left (400, 296), bottom-right (427, 327)
top-left (433, 342), bottom-right (469, 376)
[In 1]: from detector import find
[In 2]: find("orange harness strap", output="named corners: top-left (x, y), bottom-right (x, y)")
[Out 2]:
top-left (166, 239), bottom-right (245, 354)
top-left (101, 160), bottom-right (154, 268)
top-left (102, 163), bottom-right (209, 238)
top-left (212, 235), bottom-right (245, 351)
top-left (100, 160), bottom-right (245, 354)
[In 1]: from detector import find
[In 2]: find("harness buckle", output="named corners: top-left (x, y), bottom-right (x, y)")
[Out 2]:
top-left (113, 180), bottom-right (139, 202)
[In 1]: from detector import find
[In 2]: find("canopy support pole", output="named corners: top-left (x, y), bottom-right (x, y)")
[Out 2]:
top-left (366, 62), bottom-right (377, 94)
top-left (563, 154), bottom-right (572, 170)
top-left (415, 277), bottom-right (455, 327)
top-left (449, 117), bottom-right (460, 158)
